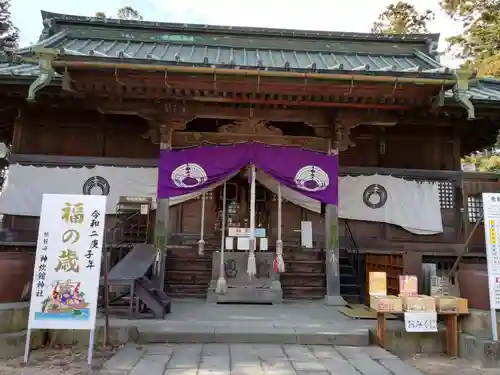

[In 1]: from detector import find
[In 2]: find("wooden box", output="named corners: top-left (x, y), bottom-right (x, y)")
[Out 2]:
top-left (430, 276), bottom-right (450, 297)
top-left (403, 295), bottom-right (436, 312)
top-left (399, 275), bottom-right (418, 296)
top-left (370, 295), bottom-right (403, 312)
top-left (369, 272), bottom-right (387, 296)
top-left (435, 296), bottom-right (468, 313)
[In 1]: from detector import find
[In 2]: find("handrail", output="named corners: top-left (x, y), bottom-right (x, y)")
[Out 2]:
top-left (448, 210), bottom-right (484, 279)
top-left (344, 219), bottom-right (361, 277)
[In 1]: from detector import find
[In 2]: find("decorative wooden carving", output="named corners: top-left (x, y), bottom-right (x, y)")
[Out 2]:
top-left (172, 131), bottom-right (329, 151)
top-left (142, 117), bottom-right (188, 145)
top-left (335, 110), bottom-right (397, 151)
top-left (218, 118), bottom-right (282, 136)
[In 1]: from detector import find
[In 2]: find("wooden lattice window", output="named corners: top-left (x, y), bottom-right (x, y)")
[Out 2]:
top-left (195, 191), bottom-right (213, 200)
top-left (437, 181), bottom-right (455, 209)
top-left (467, 195), bottom-right (483, 223)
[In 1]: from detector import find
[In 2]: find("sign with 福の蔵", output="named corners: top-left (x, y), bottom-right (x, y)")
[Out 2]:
top-left (27, 194), bottom-right (106, 330)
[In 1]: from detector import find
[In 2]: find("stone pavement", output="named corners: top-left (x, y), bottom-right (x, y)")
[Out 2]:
top-left (99, 343), bottom-right (426, 375)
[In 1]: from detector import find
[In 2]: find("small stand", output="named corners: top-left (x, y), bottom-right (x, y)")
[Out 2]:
top-left (376, 311), bottom-right (460, 357)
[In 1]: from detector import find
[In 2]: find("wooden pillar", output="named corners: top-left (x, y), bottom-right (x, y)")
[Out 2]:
top-left (154, 124), bottom-right (171, 292)
top-left (324, 203), bottom-right (345, 305)
top-left (324, 137), bottom-right (346, 305)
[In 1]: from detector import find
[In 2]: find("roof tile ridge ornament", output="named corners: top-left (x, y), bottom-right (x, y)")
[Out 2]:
top-left (26, 47), bottom-right (58, 102)
top-left (453, 67), bottom-right (476, 120)
top-left (38, 10), bottom-right (439, 43)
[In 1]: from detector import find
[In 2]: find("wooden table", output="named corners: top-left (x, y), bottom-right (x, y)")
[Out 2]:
top-left (376, 311), bottom-right (461, 357)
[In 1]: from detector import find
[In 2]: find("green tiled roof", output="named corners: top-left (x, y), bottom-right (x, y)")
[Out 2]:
top-left (12, 11), bottom-right (453, 78)
top-left (445, 77), bottom-right (500, 102)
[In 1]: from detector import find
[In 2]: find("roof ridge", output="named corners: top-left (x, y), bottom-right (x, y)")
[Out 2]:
top-left (40, 10), bottom-right (440, 44)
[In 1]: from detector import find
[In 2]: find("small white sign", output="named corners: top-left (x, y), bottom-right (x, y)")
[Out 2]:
top-left (225, 237), bottom-right (234, 250)
top-left (404, 312), bottom-right (438, 332)
top-left (140, 204), bottom-right (149, 215)
top-left (27, 194), bottom-right (106, 331)
top-left (260, 238), bottom-right (268, 251)
top-left (237, 237), bottom-right (250, 250)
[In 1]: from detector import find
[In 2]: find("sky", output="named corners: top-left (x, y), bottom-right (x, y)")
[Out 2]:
top-left (11, 0), bottom-right (463, 68)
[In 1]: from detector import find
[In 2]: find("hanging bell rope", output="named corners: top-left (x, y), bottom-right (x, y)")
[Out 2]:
top-left (198, 192), bottom-right (206, 256)
top-left (247, 164), bottom-right (257, 277)
top-left (216, 182), bottom-right (228, 294)
top-left (275, 183), bottom-right (285, 273)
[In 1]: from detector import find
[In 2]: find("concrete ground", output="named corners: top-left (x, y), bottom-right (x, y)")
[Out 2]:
top-left (99, 343), bottom-right (427, 375)
top-left (407, 354), bottom-right (500, 375)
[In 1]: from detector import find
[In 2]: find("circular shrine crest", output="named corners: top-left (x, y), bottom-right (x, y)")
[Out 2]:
top-left (171, 163), bottom-right (208, 188)
top-left (362, 184), bottom-right (388, 209)
top-left (294, 165), bottom-right (330, 192)
top-left (82, 176), bottom-right (110, 196)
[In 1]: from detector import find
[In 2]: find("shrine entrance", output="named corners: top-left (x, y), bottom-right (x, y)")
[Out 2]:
top-left (158, 143), bottom-right (340, 304)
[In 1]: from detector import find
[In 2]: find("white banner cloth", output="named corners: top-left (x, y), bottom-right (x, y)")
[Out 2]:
top-left (0, 165), bottom-right (443, 234)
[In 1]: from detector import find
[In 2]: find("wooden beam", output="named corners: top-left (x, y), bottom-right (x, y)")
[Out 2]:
top-left (98, 101), bottom-right (333, 126)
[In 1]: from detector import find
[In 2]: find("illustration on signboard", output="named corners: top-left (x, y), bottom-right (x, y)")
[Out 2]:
top-left (35, 280), bottom-right (90, 320)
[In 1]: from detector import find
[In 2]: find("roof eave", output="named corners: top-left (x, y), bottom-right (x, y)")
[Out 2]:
top-left (51, 55), bottom-right (456, 84)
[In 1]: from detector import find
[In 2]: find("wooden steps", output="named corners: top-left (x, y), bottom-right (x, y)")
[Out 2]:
top-left (165, 246), bottom-right (213, 299)
top-left (280, 249), bottom-right (326, 299)
top-left (164, 245), bottom-right (360, 301)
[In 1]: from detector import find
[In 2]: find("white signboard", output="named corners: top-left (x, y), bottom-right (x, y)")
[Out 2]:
top-left (404, 312), bottom-right (438, 332)
top-left (27, 194), bottom-right (106, 330)
top-left (482, 193), bottom-right (500, 341)
top-left (483, 193), bottom-right (500, 310)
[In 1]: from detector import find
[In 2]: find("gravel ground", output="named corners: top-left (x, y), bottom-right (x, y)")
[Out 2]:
top-left (0, 345), bottom-right (119, 375)
top-left (407, 354), bottom-right (500, 375)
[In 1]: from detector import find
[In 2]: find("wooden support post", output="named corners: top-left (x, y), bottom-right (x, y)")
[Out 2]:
top-left (324, 204), bottom-right (345, 305)
top-left (324, 140), bottom-right (345, 306)
top-left (154, 124), bottom-right (171, 292)
top-left (376, 312), bottom-right (387, 348)
top-left (444, 314), bottom-right (459, 357)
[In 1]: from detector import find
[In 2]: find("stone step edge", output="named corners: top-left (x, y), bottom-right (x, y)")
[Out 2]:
top-left (132, 329), bottom-right (369, 346)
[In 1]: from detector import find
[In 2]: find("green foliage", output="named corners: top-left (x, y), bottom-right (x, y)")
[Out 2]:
top-left (0, 0), bottom-right (18, 51)
top-left (372, 1), bottom-right (435, 34)
top-left (462, 154), bottom-right (500, 172)
top-left (440, 0), bottom-right (500, 77)
top-left (116, 6), bottom-right (143, 21)
top-left (95, 12), bottom-right (106, 19)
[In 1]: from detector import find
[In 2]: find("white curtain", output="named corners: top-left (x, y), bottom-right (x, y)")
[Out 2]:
top-left (339, 174), bottom-right (443, 235)
top-left (0, 165), bottom-right (443, 234)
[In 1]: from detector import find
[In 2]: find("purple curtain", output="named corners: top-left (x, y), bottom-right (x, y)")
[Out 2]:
top-left (157, 143), bottom-right (338, 205)
top-left (157, 144), bottom-right (251, 198)
top-left (253, 143), bottom-right (338, 205)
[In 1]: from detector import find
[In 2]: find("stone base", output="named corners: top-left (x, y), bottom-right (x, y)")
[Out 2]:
top-left (206, 281), bottom-right (283, 304)
top-left (324, 295), bottom-right (347, 306)
top-left (0, 330), bottom-right (46, 359)
top-left (369, 328), bottom-right (446, 358)
top-left (459, 333), bottom-right (500, 368)
top-left (0, 302), bottom-right (30, 334)
top-left (460, 308), bottom-right (500, 340)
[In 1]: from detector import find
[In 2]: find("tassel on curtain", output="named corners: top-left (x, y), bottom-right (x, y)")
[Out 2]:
top-left (216, 182), bottom-right (228, 294)
top-left (247, 164), bottom-right (257, 277)
top-left (198, 192), bottom-right (206, 256)
top-left (275, 183), bottom-right (285, 273)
